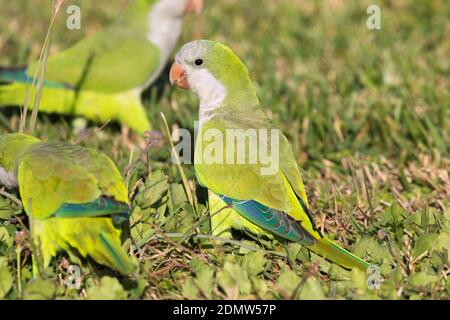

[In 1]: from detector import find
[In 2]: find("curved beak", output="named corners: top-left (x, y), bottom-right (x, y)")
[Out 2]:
top-left (185, 0), bottom-right (203, 14)
top-left (169, 62), bottom-right (190, 90)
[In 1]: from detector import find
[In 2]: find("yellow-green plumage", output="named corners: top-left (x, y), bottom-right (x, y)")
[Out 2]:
top-left (32, 218), bottom-right (131, 274)
top-left (174, 40), bottom-right (370, 270)
top-left (0, 84), bottom-right (149, 134)
top-left (198, 121), bottom-right (369, 270)
top-left (0, 133), bottom-right (135, 274)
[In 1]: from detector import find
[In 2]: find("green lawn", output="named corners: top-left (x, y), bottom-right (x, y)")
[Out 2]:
top-left (0, 0), bottom-right (449, 299)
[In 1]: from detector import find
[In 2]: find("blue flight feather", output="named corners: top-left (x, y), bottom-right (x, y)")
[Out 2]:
top-left (220, 195), bottom-right (316, 245)
top-left (0, 67), bottom-right (66, 88)
top-left (52, 196), bottom-right (130, 227)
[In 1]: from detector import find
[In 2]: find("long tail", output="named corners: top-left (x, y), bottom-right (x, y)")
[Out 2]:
top-left (308, 237), bottom-right (370, 271)
top-left (33, 217), bottom-right (137, 275)
top-left (210, 190), bottom-right (370, 271)
top-left (97, 231), bottom-right (137, 275)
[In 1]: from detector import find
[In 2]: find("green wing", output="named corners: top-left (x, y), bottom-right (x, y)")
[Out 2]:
top-left (18, 141), bottom-right (128, 219)
top-left (18, 141), bottom-right (135, 274)
top-left (195, 108), bottom-right (305, 213)
top-left (27, 9), bottom-right (160, 93)
top-left (195, 110), bottom-right (321, 237)
top-left (197, 108), bottom-right (369, 270)
top-left (279, 134), bottom-right (309, 206)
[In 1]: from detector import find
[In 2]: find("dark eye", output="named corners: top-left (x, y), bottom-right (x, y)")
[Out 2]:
top-left (195, 59), bottom-right (203, 66)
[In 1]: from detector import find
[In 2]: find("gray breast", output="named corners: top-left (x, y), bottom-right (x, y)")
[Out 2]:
top-left (0, 166), bottom-right (18, 189)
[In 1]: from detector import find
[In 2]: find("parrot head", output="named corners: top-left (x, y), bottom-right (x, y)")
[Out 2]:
top-left (0, 133), bottom-right (40, 188)
top-left (170, 40), bottom-right (259, 109)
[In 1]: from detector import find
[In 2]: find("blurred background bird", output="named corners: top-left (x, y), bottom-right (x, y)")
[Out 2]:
top-left (0, 0), bottom-right (203, 135)
top-left (0, 133), bottom-right (136, 274)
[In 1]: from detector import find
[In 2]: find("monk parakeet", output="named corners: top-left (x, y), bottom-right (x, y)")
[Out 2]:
top-left (0, 133), bottom-right (136, 274)
top-left (169, 40), bottom-right (370, 270)
top-left (0, 0), bottom-right (203, 134)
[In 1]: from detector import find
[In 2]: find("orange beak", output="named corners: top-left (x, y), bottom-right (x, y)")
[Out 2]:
top-left (184, 0), bottom-right (203, 14)
top-left (169, 62), bottom-right (190, 90)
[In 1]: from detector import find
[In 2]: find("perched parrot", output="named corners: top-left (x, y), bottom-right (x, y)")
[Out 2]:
top-left (169, 40), bottom-right (370, 270)
top-left (0, 0), bottom-right (203, 134)
top-left (0, 133), bottom-right (136, 274)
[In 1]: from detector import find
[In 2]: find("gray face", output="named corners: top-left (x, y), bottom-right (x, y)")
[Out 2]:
top-left (175, 40), bottom-right (209, 66)
top-left (156, 0), bottom-right (187, 18)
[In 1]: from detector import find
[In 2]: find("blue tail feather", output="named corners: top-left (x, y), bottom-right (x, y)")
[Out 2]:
top-left (0, 66), bottom-right (66, 88)
top-left (0, 66), bottom-right (29, 83)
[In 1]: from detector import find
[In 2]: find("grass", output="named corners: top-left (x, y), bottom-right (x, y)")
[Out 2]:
top-left (0, 0), bottom-right (449, 299)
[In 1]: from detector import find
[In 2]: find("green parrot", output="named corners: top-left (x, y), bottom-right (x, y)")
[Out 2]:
top-left (0, 0), bottom-right (203, 134)
top-left (0, 133), bottom-right (136, 274)
top-left (169, 40), bottom-right (370, 270)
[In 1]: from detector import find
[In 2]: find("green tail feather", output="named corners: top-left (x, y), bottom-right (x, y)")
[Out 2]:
top-left (99, 232), bottom-right (136, 275)
top-left (309, 237), bottom-right (370, 270)
top-left (32, 217), bottom-right (136, 275)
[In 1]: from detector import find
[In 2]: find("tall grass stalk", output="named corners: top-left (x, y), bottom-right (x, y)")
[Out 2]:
top-left (19, 0), bottom-right (64, 134)
top-left (160, 112), bottom-right (198, 214)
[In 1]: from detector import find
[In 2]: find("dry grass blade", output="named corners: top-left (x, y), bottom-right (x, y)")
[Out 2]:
top-left (0, 187), bottom-right (23, 208)
top-left (19, 0), bottom-right (64, 135)
top-left (28, 1), bottom-right (64, 135)
top-left (160, 112), bottom-right (197, 214)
